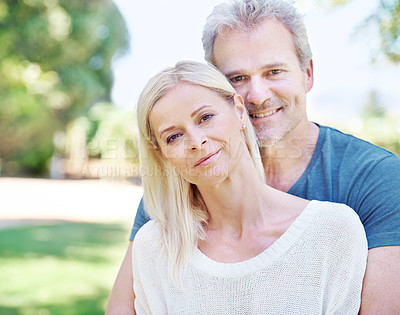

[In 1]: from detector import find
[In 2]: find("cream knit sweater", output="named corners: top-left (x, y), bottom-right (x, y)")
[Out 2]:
top-left (132, 200), bottom-right (368, 314)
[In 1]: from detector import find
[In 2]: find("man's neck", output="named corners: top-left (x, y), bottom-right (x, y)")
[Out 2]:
top-left (261, 121), bottom-right (320, 192)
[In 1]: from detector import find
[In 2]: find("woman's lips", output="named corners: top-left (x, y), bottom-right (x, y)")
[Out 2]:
top-left (195, 149), bottom-right (221, 167)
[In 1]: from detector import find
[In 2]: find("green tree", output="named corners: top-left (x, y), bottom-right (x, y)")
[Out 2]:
top-left (308, 0), bottom-right (400, 63)
top-left (361, 90), bottom-right (385, 119)
top-left (357, 91), bottom-right (400, 155)
top-left (0, 0), bottom-right (128, 176)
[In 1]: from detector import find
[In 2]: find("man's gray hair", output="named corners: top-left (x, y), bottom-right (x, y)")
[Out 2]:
top-left (202, 0), bottom-right (312, 70)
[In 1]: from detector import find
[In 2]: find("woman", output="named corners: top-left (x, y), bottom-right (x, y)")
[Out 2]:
top-left (132, 61), bottom-right (367, 314)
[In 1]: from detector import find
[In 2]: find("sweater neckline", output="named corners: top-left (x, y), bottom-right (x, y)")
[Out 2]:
top-left (190, 200), bottom-right (320, 278)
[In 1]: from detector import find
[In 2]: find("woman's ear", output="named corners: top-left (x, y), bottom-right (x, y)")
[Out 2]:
top-left (233, 94), bottom-right (246, 123)
top-left (153, 143), bottom-right (166, 159)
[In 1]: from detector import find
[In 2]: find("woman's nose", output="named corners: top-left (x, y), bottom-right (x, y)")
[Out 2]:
top-left (187, 131), bottom-right (207, 151)
top-left (190, 138), bottom-right (207, 151)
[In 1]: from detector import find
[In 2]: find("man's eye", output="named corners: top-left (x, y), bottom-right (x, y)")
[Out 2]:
top-left (166, 134), bottom-right (181, 144)
top-left (200, 114), bottom-right (213, 123)
top-left (230, 76), bottom-right (244, 83)
top-left (270, 69), bottom-right (282, 75)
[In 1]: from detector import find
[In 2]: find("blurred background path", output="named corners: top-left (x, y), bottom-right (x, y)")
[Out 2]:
top-left (0, 178), bottom-right (143, 315)
top-left (0, 178), bottom-right (143, 228)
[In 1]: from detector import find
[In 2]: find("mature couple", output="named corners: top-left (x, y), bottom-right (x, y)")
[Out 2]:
top-left (107, 0), bottom-right (400, 314)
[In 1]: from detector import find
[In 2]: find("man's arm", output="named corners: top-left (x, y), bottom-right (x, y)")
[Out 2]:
top-left (129, 198), bottom-right (151, 241)
top-left (106, 241), bottom-right (135, 315)
top-left (106, 198), bottom-right (150, 314)
top-left (349, 153), bottom-right (400, 313)
top-left (360, 246), bottom-right (400, 314)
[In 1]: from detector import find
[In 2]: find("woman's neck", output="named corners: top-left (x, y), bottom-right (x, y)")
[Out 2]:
top-left (195, 143), bottom-right (311, 263)
top-left (197, 157), bottom-right (272, 235)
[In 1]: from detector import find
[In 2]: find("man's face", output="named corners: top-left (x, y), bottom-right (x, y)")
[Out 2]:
top-left (212, 18), bottom-right (313, 147)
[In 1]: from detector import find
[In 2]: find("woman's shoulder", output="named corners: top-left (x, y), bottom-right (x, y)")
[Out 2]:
top-left (132, 220), bottom-right (163, 253)
top-left (309, 199), bottom-right (355, 215)
top-left (309, 200), bottom-right (360, 223)
top-left (308, 200), bottom-right (367, 243)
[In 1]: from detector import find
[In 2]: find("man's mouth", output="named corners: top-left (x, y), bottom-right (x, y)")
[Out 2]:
top-left (249, 108), bottom-right (279, 118)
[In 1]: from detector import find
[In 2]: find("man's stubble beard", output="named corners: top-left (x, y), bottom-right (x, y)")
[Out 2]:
top-left (251, 100), bottom-right (304, 149)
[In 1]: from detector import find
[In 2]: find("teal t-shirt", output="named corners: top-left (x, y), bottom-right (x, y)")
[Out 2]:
top-left (130, 125), bottom-right (400, 249)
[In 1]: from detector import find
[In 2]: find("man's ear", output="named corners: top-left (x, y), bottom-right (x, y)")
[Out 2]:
top-left (234, 94), bottom-right (246, 123)
top-left (305, 59), bottom-right (314, 93)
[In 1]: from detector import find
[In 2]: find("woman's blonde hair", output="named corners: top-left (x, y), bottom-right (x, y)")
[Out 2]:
top-left (137, 60), bottom-right (265, 285)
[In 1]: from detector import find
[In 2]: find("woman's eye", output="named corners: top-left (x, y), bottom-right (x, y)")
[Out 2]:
top-left (200, 114), bottom-right (213, 123)
top-left (166, 134), bottom-right (181, 144)
top-left (230, 75), bottom-right (244, 83)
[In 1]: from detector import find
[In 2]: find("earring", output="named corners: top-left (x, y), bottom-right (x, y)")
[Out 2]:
top-left (241, 124), bottom-right (246, 130)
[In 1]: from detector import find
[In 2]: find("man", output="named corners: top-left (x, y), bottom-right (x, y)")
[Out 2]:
top-left (106, 0), bottom-right (400, 313)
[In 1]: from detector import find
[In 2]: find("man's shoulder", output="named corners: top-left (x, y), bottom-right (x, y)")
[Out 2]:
top-left (319, 124), bottom-right (399, 163)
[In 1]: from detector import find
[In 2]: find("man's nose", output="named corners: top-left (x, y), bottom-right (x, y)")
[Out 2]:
top-left (246, 78), bottom-right (273, 107)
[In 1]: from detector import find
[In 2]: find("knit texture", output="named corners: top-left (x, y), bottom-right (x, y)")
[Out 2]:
top-left (132, 200), bottom-right (368, 314)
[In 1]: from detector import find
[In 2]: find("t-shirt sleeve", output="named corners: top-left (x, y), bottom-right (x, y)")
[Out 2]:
top-left (355, 154), bottom-right (400, 248)
top-left (129, 197), bottom-right (151, 241)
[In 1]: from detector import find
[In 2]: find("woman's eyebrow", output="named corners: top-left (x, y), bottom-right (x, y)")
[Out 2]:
top-left (159, 126), bottom-right (175, 138)
top-left (159, 105), bottom-right (212, 138)
top-left (191, 105), bottom-right (211, 117)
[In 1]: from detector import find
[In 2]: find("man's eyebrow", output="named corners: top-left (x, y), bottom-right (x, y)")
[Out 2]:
top-left (224, 63), bottom-right (288, 78)
top-left (224, 69), bottom-right (246, 78)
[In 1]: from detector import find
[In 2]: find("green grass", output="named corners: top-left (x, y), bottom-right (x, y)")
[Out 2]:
top-left (0, 221), bottom-right (131, 315)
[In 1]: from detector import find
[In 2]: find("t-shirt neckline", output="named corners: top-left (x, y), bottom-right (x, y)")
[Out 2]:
top-left (287, 123), bottom-right (325, 195)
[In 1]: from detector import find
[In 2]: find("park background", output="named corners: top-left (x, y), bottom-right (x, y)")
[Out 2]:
top-left (0, 0), bottom-right (399, 314)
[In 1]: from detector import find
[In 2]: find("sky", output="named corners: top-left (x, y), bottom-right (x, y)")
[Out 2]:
top-left (111, 0), bottom-right (400, 129)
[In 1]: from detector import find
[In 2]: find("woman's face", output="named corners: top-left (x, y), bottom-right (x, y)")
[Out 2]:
top-left (149, 83), bottom-right (246, 186)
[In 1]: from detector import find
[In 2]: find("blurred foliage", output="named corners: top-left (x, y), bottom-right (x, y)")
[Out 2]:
top-left (338, 92), bottom-right (400, 156)
top-left (57, 103), bottom-right (139, 179)
top-left (378, 0), bottom-right (400, 62)
top-left (310, 0), bottom-right (400, 63)
top-left (354, 91), bottom-right (400, 155)
top-left (0, 222), bottom-right (129, 314)
top-left (85, 102), bottom-right (138, 164)
top-left (0, 0), bottom-right (129, 176)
